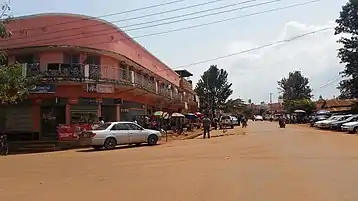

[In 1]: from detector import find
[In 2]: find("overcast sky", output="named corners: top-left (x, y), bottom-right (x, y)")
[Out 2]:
top-left (12, 0), bottom-right (347, 103)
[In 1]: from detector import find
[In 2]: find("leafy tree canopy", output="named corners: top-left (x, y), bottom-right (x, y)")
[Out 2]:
top-left (335, 0), bottom-right (358, 98)
top-left (278, 71), bottom-right (312, 101)
top-left (284, 99), bottom-right (316, 114)
top-left (195, 65), bottom-right (233, 115)
top-left (224, 98), bottom-right (245, 113)
top-left (0, 1), bottom-right (37, 104)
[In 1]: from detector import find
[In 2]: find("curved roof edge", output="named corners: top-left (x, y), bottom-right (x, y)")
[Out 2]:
top-left (12, 12), bottom-right (180, 77)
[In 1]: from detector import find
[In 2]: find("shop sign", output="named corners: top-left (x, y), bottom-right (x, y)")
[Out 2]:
top-left (57, 124), bottom-right (95, 141)
top-left (87, 83), bottom-right (114, 93)
top-left (78, 97), bottom-right (100, 104)
top-left (30, 84), bottom-right (56, 93)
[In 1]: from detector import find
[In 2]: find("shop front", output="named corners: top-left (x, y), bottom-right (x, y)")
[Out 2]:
top-left (120, 100), bottom-right (146, 125)
top-left (69, 98), bottom-right (100, 124)
top-left (0, 99), bottom-right (37, 141)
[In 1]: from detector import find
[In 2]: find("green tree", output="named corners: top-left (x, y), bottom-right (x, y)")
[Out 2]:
top-left (224, 98), bottom-right (245, 113)
top-left (0, 2), bottom-right (37, 104)
top-left (335, 0), bottom-right (358, 98)
top-left (195, 65), bottom-right (233, 116)
top-left (284, 99), bottom-right (316, 114)
top-left (278, 71), bottom-right (312, 101)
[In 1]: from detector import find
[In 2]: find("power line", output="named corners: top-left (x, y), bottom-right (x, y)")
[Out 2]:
top-left (122, 0), bottom-right (270, 30)
top-left (147, 27), bottom-right (334, 74)
top-left (174, 27), bottom-right (333, 69)
top-left (2, 0), bottom-right (320, 49)
top-left (4, 0), bottom-right (279, 47)
top-left (6, 0), bottom-right (231, 42)
top-left (312, 75), bottom-right (342, 92)
top-left (9, 0), bottom-right (187, 33)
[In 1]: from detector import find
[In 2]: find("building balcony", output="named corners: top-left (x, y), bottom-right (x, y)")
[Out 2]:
top-left (24, 63), bottom-right (163, 97)
top-left (179, 78), bottom-right (194, 92)
top-left (159, 88), bottom-right (171, 99)
top-left (26, 63), bottom-right (105, 82)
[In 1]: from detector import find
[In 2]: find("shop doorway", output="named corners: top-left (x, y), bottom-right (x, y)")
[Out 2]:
top-left (41, 106), bottom-right (66, 140)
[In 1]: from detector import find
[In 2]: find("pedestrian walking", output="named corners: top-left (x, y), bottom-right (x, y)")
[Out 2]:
top-left (241, 116), bottom-right (248, 128)
top-left (202, 115), bottom-right (211, 139)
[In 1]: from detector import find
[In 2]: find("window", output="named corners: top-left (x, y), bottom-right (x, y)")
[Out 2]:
top-left (127, 123), bottom-right (143, 130)
top-left (64, 53), bottom-right (80, 64)
top-left (93, 123), bottom-right (112, 130)
top-left (112, 123), bottom-right (129, 130)
top-left (15, 54), bottom-right (35, 64)
top-left (85, 55), bottom-right (100, 65)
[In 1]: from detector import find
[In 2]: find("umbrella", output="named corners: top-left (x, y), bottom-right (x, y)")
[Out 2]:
top-left (163, 112), bottom-right (170, 119)
top-left (294, 109), bottom-right (306, 113)
top-left (153, 111), bottom-right (163, 116)
top-left (195, 112), bottom-right (204, 118)
top-left (185, 113), bottom-right (198, 119)
top-left (171, 113), bottom-right (185, 118)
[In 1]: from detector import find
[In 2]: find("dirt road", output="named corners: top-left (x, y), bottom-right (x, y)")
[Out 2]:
top-left (2, 121), bottom-right (358, 201)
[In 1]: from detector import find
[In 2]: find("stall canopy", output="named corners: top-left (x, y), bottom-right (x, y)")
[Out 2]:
top-left (171, 113), bottom-right (185, 118)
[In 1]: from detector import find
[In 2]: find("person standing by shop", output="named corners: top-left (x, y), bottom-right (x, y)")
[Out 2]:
top-left (202, 115), bottom-right (211, 139)
top-left (98, 117), bottom-right (105, 124)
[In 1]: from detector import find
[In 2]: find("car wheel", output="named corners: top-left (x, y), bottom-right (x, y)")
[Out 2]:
top-left (92, 145), bottom-right (102, 150)
top-left (353, 127), bottom-right (358, 134)
top-left (103, 137), bottom-right (117, 150)
top-left (148, 134), bottom-right (158, 146)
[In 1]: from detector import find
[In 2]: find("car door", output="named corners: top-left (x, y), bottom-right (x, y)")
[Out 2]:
top-left (110, 123), bottom-right (130, 145)
top-left (127, 123), bottom-right (147, 143)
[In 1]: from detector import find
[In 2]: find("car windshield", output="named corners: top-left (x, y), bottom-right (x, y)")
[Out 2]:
top-left (222, 116), bottom-right (231, 120)
top-left (328, 116), bottom-right (340, 120)
top-left (338, 116), bottom-right (352, 121)
top-left (316, 115), bottom-right (329, 119)
top-left (93, 123), bottom-right (112, 130)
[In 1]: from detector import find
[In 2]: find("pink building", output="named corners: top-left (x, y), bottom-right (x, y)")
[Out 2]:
top-left (0, 13), bottom-right (198, 140)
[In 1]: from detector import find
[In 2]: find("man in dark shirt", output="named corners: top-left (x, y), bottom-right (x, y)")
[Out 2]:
top-left (202, 115), bottom-right (211, 139)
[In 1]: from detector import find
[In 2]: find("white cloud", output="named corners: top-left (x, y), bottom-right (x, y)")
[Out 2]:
top-left (222, 20), bottom-right (343, 103)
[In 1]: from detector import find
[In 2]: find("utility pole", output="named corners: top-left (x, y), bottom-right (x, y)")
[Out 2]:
top-left (206, 76), bottom-right (212, 118)
top-left (269, 93), bottom-right (273, 114)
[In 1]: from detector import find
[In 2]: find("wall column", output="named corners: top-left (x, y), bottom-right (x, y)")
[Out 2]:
top-left (116, 104), bottom-right (121, 121)
top-left (65, 104), bottom-right (71, 124)
top-left (97, 104), bottom-right (102, 118)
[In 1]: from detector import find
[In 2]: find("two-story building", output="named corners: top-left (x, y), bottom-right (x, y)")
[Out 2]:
top-left (0, 13), bottom-right (197, 140)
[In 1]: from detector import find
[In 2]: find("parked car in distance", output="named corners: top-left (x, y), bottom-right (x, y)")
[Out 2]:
top-left (87, 122), bottom-right (162, 150)
top-left (314, 115), bottom-right (344, 128)
top-left (310, 114), bottom-right (331, 127)
top-left (341, 121), bottom-right (358, 133)
top-left (219, 115), bottom-right (234, 129)
top-left (230, 116), bottom-right (239, 126)
top-left (254, 115), bottom-right (264, 121)
top-left (329, 115), bottom-right (358, 130)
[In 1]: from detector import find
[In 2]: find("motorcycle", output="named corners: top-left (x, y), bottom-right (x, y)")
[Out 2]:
top-left (0, 134), bottom-right (8, 156)
top-left (279, 119), bottom-right (286, 128)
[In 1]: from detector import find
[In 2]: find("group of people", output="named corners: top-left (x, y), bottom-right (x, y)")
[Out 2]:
top-left (201, 114), bottom-right (249, 139)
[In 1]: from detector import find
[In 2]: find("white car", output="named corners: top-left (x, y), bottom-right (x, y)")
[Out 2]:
top-left (341, 121), bottom-right (358, 133)
top-left (88, 122), bottom-right (162, 150)
top-left (314, 115), bottom-right (344, 128)
top-left (254, 115), bottom-right (263, 121)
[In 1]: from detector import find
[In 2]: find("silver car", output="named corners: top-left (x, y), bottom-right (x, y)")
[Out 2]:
top-left (89, 122), bottom-right (161, 150)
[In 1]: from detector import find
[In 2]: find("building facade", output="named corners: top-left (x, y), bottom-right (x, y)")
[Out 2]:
top-left (0, 13), bottom-right (198, 140)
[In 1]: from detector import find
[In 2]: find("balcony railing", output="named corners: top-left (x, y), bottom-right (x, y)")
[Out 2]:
top-left (24, 63), bottom-right (179, 99)
top-left (172, 93), bottom-right (181, 102)
top-left (26, 63), bottom-right (100, 80)
top-left (159, 88), bottom-right (171, 98)
top-left (142, 79), bottom-right (156, 93)
top-left (179, 78), bottom-right (194, 91)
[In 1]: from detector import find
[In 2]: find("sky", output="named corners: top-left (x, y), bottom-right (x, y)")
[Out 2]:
top-left (11, 0), bottom-right (347, 104)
